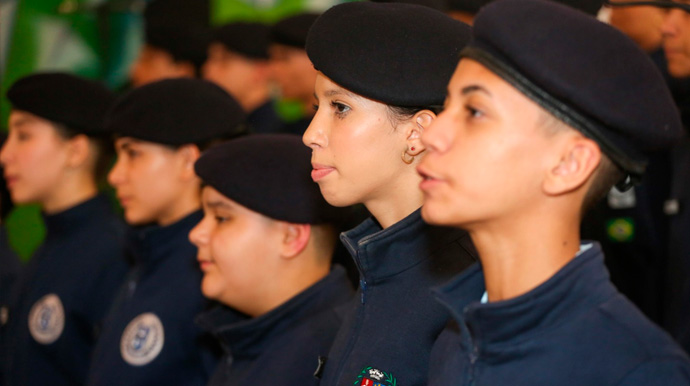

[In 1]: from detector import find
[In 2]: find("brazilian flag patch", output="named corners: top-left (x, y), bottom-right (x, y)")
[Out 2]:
top-left (606, 217), bottom-right (635, 243)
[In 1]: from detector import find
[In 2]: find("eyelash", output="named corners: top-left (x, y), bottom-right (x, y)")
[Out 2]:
top-left (465, 105), bottom-right (484, 119)
top-left (331, 101), bottom-right (350, 118)
top-left (215, 216), bottom-right (230, 224)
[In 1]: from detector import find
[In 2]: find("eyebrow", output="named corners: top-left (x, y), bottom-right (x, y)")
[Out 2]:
top-left (205, 200), bottom-right (234, 210)
top-left (323, 88), bottom-right (359, 99)
top-left (461, 85), bottom-right (492, 97)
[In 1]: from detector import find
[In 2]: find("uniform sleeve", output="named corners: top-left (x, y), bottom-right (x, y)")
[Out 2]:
top-left (617, 359), bottom-right (690, 386)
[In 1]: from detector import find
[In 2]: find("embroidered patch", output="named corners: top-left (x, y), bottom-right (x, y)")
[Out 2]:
top-left (28, 293), bottom-right (65, 344)
top-left (120, 312), bottom-right (165, 366)
top-left (606, 217), bottom-right (635, 242)
top-left (354, 366), bottom-right (397, 386)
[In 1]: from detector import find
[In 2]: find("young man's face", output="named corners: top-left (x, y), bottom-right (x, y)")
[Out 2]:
top-left (189, 186), bottom-right (284, 315)
top-left (661, 5), bottom-right (690, 78)
top-left (268, 44), bottom-right (317, 102)
top-left (108, 137), bottom-right (194, 225)
top-left (202, 44), bottom-right (265, 106)
top-left (0, 111), bottom-right (73, 206)
top-left (418, 59), bottom-right (558, 228)
top-left (129, 45), bottom-right (192, 87)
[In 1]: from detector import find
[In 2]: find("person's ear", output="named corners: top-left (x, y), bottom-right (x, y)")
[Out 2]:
top-left (66, 134), bottom-right (91, 169)
top-left (403, 110), bottom-right (436, 158)
top-left (543, 136), bottom-right (601, 196)
top-left (279, 222), bottom-right (311, 259)
top-left (176, 144), bottom-right (201, 180)
top-left (174, 60), bottom-right (197, 79)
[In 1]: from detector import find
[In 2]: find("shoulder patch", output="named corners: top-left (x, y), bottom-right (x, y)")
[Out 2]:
top-left (28, 293), bottom-right (65, 344)
top-left (120, 312), bottom-right (165, 366)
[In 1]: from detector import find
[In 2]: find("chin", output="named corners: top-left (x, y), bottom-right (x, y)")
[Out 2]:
top-left (319, 187), bottom-right (357, 208)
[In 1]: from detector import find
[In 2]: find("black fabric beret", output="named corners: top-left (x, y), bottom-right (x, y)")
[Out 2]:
top-left (372, 0), bottom-right (450, 12)
top-left (449, 0), bottom-right (603, 15)
top-left (306, 2), bottom-right (471, 107)
top-left (105, 78), bottom-right (246, 146)
top-left (211, 22), bottom-right (270, 60)
top-left (194, 134), bottom-right (343, 224)
top-left (464, 0), bottom-right (682, 175)
top-left (269, 12), bottom-right (320, 48)
top-left (7, 72), bottom-right (116, 136)
top-left (145, 22), bottom-right (210, 69)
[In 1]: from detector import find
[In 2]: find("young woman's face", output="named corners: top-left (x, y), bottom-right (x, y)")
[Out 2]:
top-left (418, 59), bottom-right (556, 229)
top-left (661, 5), bottom-right (690, 78)
top-left (0, 111), bottom-right (73, 206)
top-left (303, 74), bottom-right (409, 207)
top-left (108, 137), bottom-right (193, 225)
top-left (189, 186), bottom-right (283, 315)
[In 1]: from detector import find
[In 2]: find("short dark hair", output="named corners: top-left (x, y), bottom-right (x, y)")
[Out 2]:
top-left (385, 105), bottom-right (442, 128)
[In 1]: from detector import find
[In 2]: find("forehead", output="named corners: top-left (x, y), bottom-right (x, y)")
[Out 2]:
top-left (8, 110), bottom-right (53, 129)
top-left (201, 185), bottom-right (274, 221)
top-left (114, 136), bottom-right (171, 151)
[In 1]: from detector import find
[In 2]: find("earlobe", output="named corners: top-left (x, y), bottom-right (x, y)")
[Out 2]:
top-left (405, 110), bottom-right (436, 156)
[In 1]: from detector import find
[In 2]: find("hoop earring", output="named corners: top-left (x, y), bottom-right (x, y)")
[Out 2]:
top-left (402, 150), bottom-right (414, 164)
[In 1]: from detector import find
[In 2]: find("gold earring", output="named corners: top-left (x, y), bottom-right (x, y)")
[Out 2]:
top-left (402, 150), bottom-right (414, 164)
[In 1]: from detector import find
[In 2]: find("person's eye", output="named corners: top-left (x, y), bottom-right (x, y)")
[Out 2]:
top-left (331, 101), bottom-right (351, 117)
top-left (312, 104), bottom-right (319, 112)
top-left (17, 132), bottom-right (30, 141)
top-left (465, 104), bottom-right (484, 120)
top-left (126, 149), bottom-right (140, 159)
top-left (215, 216), bottom-right (231, 224)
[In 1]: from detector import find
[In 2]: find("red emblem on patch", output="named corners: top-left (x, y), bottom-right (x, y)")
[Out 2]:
top-left (360, 379), bottom-right (374, 386)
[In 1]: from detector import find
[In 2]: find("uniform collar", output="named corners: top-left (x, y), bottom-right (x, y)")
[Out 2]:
top-left (435, 242), bottom-right (616, 358)
top-left (340, 208), bottom-right (466, 282)
top-left (42, 193), bottom-right (111, 238)
top-left (128, 210), bottom-right (203, 265)
top-left (196, 266), bottom-right (352, 359)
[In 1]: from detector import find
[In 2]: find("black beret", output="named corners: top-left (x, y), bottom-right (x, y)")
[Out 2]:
top-left (372, 0), bottom-right (450, 12)
top-left (211, 22), bottom-right (270, 60)
top-left (145, 22), bottom-right (210, 69)
top-left (105, 78), bottom-right (246, 146)
top-left (448, 0), bottom-right (603, 15)
top-left (269, 12), bottom-right (320, 48)
top-left (307, 2), bottom-right (471, 107)
top-left (7, 72), bottom-right (116, 136)
top-left (194, 134), bottom-right (343, 224)
top-left (464, 0), bottom-right (682, 175)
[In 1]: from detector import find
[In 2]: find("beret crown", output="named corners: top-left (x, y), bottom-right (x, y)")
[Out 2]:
top-left (7, 72), bottom-right (115, 136)
top-left (307, 2), bottom-right (471, 107)
top-left (466, 0), bottom-right (682, 175)
top-left (105, 78), bottom-right (246, 145)
top-left (195, 134), bottom-right (343, 224)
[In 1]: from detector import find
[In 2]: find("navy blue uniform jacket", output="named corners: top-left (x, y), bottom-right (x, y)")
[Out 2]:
top-left (197, 266), bottom-right (353, 386)
top-left (428, 243), bottom-right (690, 385)
top-left (87, 211), bottom-right (215, 386)
top-left (3, 195), bottom-right (128, 386)
top-left (318, 208), bottom-right (477, 386)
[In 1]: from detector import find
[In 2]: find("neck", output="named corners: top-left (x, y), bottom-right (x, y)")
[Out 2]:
top-left (471, 202), bottom-right (581, 302)
top-left (364, 167), bottom-right (424, 229)
top-left (241, 85), bottom-right (271, 113)
top-left (253, 257), bottom-right (330, 318)
top-left (42, 173), bottom-right (98, 214)
top-left (157, 187), bottom-right (201, 227)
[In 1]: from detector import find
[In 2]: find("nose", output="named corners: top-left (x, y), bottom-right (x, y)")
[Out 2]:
top-left (107, 157), bottom-right (125, 187)
top-left (0, 135), bottom-right (14, 167)
top-left (661, 9), bottom-right (682, 38)
top-left (188, 215), bottom-right (209, 247)
top-left (421, 110), bottom-right (452, 155)
top-left (302, 112), bottom-right (327, 150)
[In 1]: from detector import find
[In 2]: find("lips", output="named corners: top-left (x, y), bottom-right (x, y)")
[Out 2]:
top-left (311, 163), bottom-right (335, 182)
top-left (417, 165), bottom-right (443, 192)
top-left (197, 258), bottom-right (214, 272)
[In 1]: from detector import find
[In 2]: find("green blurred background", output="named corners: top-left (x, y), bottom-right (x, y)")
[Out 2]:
top-left (0, 0), bottom-right (342, 261)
